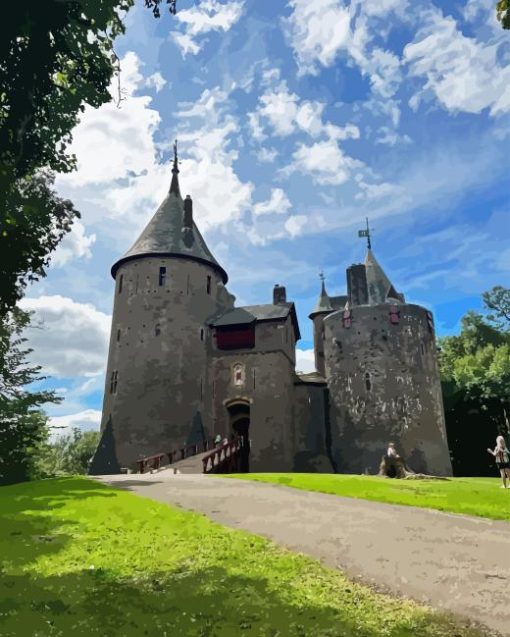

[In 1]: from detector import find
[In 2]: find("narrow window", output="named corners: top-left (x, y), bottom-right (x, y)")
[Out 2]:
top-left (200, 328), bottom-right (204, 341)
top-left (365, 372), bottom-right (371, 392)
top-left (110, 370), bottom-right (118, 394)
top-left (206, 275), bottom-right (211, 294)
top-left (159, 266), bottom-right (166, 286)
top-left (116, 329), bottom-right (121, 342)
top-left (118, 275), bottom-right (123, 294)
top-left (155, 324), bottom-right (161, 337)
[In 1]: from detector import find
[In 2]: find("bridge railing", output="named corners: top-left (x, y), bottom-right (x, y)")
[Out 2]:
top-left (202, 438), bottom-right (241, 474)
top-left (137, 437), bottom-right (216, 474)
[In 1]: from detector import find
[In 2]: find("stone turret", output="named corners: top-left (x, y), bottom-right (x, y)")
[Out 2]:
top-left (309, 273), bottom-right (333, 377)
top-left (323, 248), bottom-right (452, 477)
top-left (90, 142), bottom-right (230, 472)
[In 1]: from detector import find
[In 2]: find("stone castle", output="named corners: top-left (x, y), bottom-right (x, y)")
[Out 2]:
top-left (90, 149), bottom-right (453, 476)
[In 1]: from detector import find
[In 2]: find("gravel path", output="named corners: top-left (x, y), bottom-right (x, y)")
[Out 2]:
top-left (95, 473), bottom-right (510, 636)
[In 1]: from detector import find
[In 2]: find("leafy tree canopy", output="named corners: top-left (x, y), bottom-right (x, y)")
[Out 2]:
top-left (41, 428), bottom-right (101, 476)
top-left (0, 308), bottom-right (60, 485)
top-left (482, 285), bottom-right (510, 331)
top-left (497, 0), bottom-right (510, 29)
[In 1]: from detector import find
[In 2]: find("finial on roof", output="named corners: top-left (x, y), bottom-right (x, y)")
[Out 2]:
top-left (358, 217), bottom-right (372, 250)
top-left (170, 138), bottom-right (181, 196)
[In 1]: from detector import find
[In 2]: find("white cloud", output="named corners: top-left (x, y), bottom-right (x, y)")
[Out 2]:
top-left (171, 0), bottom-right (244, 57)
top-left (283, 0), bottom-right (403, 99)
top-left (50, 219), bottom-right (96, 268)
top-left (49, 409), bottom-right (102, 440)
top-left (253, 188), bottom-right (292, 216)
top-left (404, 9), bottom-right (510, 116)
top-left (175, 87), bottom-right (253, 229)
top-left (283, 139), bottom-right (363, 185)
top-left (255, 146), bottom-right (278, 163)
top-left (20, 295), bottom-right (110, 378)
top-left (375, 126), bottom-right (411, 146)
top-left (145, 71), bottom-right (166, 92)
top-left (283, 0), bottom-right (351, 75)
top-left (355, 180), bottom-right (404, 200)
top-left (295, 348), bottom-right (316, 373)
top-left (285, 215), bottom-right (308, 238)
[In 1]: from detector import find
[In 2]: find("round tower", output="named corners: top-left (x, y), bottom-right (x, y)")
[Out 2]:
top-left (323, 249), bottom-right (452, 476)
top-left (92, 143), bottom-right (231, 471)
top-left (309, 273), bottom-right (333, 377)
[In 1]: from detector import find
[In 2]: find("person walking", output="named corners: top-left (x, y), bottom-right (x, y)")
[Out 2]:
top-left (487, 435), bottom-right (510, 488)
top-left (214, 434), bottom-right (222, 447)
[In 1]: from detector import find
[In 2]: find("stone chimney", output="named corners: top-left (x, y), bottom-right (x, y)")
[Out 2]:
top-left (182, 194), bottom-right (194, 247)
top-left (273, 284), bottom-right (287, 305)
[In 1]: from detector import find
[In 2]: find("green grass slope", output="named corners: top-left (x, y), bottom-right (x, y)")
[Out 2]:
top-left (226, 474), bottom-right (510, 521)
top-left (0, 477), bottom-right (492, 637)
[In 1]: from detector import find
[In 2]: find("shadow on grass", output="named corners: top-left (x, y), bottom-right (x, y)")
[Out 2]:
top-left (0, 477), bottom-right (489, 637)
top-left (0, 563), bottom-right (485, 637)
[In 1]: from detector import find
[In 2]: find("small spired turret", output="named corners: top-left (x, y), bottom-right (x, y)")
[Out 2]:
top-left (322, 242), bottom-right (452, 477)
top-left (90, 140), bottom-right (232, 473)
top-left (309, 272), bottom-right (334, 377)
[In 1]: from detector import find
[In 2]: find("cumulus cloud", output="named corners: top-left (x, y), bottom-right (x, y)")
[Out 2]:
top-left (256, 146), bottom-right (278, 163)
top-left (19, 296), bottom-right (110, 377)
top-left (49, 409), bottom-right (102, 440)
top-left (404, 8), bottom-right (510, 115)
top-left (283, 0), bottom-right (404, 99)
top-left (284, 215), bottom-right (308, 238)
top-left (145, 71), bottom-right (166, 92)
top-left (295, 348), bottom-right (316, 373)
top-left (50, 219), bottom-right (96, 268)
top-left (253, 188), bottom-right (292, 216)
top-left (175, 87), bottom-right (253, 229)
top-left (282, 139), bottom-right (363, 185)
top-left (171, 0), bottom-right (244, 57)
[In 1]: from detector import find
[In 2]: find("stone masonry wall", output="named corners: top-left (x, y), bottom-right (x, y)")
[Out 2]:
top-left (323, 303), bottom-right (452, 476)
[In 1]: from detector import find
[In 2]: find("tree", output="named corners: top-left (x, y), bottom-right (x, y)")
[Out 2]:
top-left (41, 428), bottom-right (101, 476)
top-left (439, 307), bottom-right (510, 476)
top-left (0, 0), bottom-right (133, 316)
top-left (0, 171), bottom-right (80, 316)
top-left (0, 308), bottom-right (60, 485)
top-left (482, 286), bottom-right (510, 331)
top-left (497, 0), bottom-right (510, 29)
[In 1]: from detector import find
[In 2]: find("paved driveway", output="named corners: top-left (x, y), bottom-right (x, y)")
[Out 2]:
top-left (95, 473), bottom-right (510, 636)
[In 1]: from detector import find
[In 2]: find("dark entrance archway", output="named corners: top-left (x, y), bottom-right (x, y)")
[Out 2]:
top-left (227, 401), bottom-right (250, 472)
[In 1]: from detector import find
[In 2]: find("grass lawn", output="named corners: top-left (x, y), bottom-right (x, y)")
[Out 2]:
top-left (0, 477), bottom-right (492, 637)
top-left (224, 474), bottom-right (510, 521)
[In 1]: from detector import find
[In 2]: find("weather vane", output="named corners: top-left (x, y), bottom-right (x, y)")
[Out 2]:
top-left (358, 217), bottom-right (373, 250)
top-left (319, 270), bottom-right (325, 282)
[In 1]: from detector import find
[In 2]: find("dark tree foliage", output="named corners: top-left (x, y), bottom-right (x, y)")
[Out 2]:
top-left (0, 0), bottom-right (133, 315)
top-left (145, 0), bottom-right (177, 18)
top-left (439, 304), bottom-right (510, 477)
top-left (482, 285), bottom-right (510, 331)
top-left (497, 0), bottom-right (510, 29)
top-left (0, 171), bottom-right (80, 316)
top-left (0, 308), bottom-right (60, 485)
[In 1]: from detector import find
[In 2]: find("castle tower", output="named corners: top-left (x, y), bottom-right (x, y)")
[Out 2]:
top-left (323, 247), bottom-right (452, 476)
top-left (91, 143), bottom-right (231, 472)
top-left (309, 273), bottom-right (333, 377)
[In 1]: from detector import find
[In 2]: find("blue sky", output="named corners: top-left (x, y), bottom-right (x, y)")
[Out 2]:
top-left (20, 0), bottom-right (509, 434)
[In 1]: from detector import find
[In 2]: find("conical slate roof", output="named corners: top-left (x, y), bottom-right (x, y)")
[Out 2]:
top-left (309, 278), bottom-right (334, 319)
top-left (111, 153), bottom-right (228, 282)
top-left (364, 249), bottom-right (400, 305)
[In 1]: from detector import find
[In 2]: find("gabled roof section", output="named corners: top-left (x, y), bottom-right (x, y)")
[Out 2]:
top-left (364, 249), bottom-right (402, 306)
top-left (111, 145), bottom-right (228, 282)
top-left (211, 302), bottom-right (301, 341)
